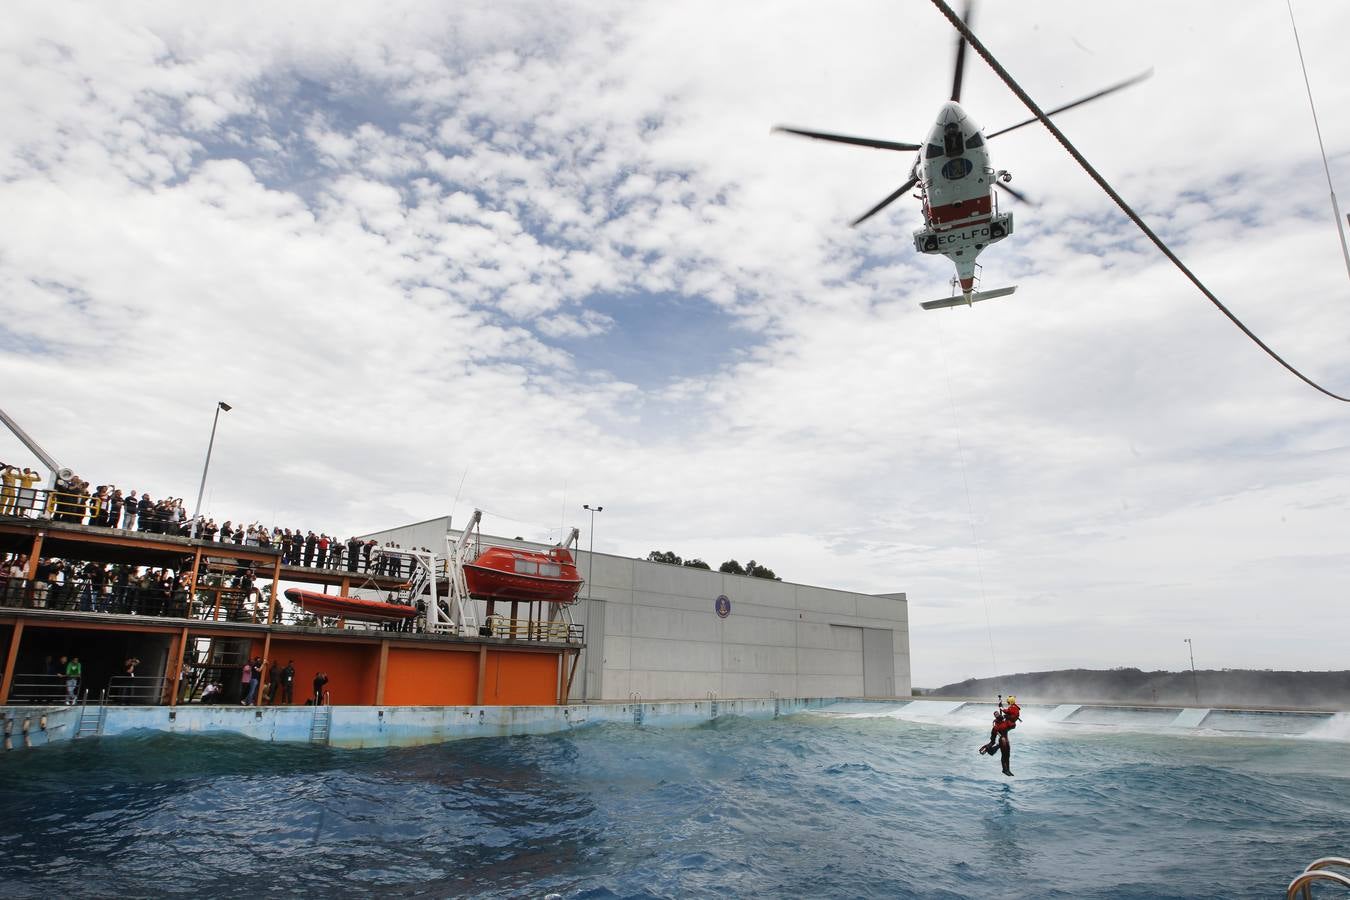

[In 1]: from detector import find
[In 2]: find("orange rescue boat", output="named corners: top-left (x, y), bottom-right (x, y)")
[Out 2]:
top-left (284, 588), bottom-right (418, 623)
top-left (462, 546), bottom-right (584, 604)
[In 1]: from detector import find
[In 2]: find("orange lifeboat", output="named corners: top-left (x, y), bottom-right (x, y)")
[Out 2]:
top-left (284, 588), bottom-right (418, 623)
top-left (462, 546), bottom-right (584, 604)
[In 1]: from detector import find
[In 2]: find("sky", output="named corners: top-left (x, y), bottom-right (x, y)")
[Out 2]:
top-left (3, 0), bottom-right (1349, 688)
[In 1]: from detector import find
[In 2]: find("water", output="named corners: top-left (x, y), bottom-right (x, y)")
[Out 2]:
top-left (2, 705), bottom-right (1347, 898)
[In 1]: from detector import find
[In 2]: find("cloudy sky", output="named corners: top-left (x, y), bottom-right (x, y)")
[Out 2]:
top-left (4, 1), bottom-right (1349, 687)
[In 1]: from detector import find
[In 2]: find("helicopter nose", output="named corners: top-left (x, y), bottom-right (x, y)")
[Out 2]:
top-left (939, 101), bottom-right (965, 124)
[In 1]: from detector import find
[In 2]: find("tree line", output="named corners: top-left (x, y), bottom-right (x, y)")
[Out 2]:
top-left (645, 550), bottom-right (780, 581)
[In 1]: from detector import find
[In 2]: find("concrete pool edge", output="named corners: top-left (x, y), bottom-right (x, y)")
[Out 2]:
top-left (3, 697), bottom-right (1345, 751)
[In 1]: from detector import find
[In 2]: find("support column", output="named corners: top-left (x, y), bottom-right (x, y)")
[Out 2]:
top-left (556, 652), bottom-right (564, 705)
top-left (186, 546), bottom-right (203, 594)
top-left (25, 533), bottom-right (44, 581)
top-left (510, 600), bottom-right (519, 639)
top-left (476, 644), bottom-right (488, 705)
top-left (267, 556), bottom-right (281, 624)
top-left (375, 640), bottom-right (390, 705)
top-left (168, 627), bottom-right (190, 707)
top-left (1, 619), bottom-right (25, 703)
top-left (339, 576), bottom-right (350, 598)
top-left (255, 633), bottom-right (271, 706)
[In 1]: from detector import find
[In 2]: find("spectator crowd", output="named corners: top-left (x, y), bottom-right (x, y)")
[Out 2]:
top-left (1, 462), bottom-right (430, 578)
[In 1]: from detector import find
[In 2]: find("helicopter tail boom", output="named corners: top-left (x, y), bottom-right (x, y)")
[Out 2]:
top-left (921, 286), bottom-right (1017, 310)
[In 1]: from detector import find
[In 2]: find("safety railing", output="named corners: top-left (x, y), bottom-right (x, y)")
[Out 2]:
top-left (106, 675), bottom-right (167, 706)
top-left (0, 578), bottom-right (197, 619)
top-left (1288, 857), bottom-right (1350, 898)
top-left (484, 616), bottom-right (584, 643)
top-left (5, 673), bottom-right (71, 704)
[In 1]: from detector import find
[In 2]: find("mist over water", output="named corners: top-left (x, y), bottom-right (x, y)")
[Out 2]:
top-left (2, 709), bottom-right (1347, 898)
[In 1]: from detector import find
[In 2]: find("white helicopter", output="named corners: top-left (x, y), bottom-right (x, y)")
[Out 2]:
top-left (775, 2), bottom-right (1148, 310)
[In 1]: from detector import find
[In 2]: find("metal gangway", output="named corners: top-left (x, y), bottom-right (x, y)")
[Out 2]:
top-left (1288, 857), bottom-right (1350, 898)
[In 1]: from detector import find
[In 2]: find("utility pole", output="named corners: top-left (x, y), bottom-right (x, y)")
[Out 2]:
top-left (1183, 638), bottom-right (1199, 705)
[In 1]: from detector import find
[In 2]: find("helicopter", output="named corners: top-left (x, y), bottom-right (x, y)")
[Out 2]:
top-left (774, 2), bottom-right (1149, 310)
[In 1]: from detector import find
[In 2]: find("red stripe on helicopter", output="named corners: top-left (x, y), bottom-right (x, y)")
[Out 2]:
top-left (929, 195), bottom-right (992, 225)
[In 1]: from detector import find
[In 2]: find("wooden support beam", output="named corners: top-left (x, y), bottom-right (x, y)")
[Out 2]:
top-left (375, 639), bottom-right (389, 705)
top-left (25, 532), bottom-right (44, 581)
top-left (339, 576), bottom-right (350, 598)
top-left (564, 649), bottom-right (581, 702)
top-left (256, 632), bottom-right (271, 706)
top-left (168, 626), bottom-right (189, 707)
top-left (476, 643), bottom-right (488, 705)
top-left (1, 619), bottom-right (25, 703)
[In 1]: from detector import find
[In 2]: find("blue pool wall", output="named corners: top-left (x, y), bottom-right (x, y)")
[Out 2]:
top-left (2, 698), bottom-right (1343, 752)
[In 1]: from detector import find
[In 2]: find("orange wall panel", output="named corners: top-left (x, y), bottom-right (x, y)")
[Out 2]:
top-left (383, 647), bottom-right (478, 705)
top-left (266, 640), bottom-right (379, 705)
top-left (484, 650), bottom-right (560, 705)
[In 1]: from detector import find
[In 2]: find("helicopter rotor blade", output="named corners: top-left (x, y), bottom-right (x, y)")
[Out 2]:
top-left (985, 69), bottom-right (1154, 139)
top-left (772, 126), bottom-right (920, 153)
top-left (851, 175), bottom-right (920, 227)
top-left (950, 0), bottom-right (975, 102)
top-left (995, 181), bottom-right (1035, 206)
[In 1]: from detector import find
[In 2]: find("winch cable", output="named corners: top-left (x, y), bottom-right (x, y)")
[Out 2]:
top-left (927, 0), bottom-right (1350, 403)
top-left (1285, 0), bottom-right (1350, 285)
top-left (934, 315), bottom-right (1000, 682)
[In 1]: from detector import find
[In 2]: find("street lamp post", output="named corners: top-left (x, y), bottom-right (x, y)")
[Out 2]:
top-left (582, 503), bottom-right (603, 701)
top-left (1184, 638), bottom-right (1199, 705)
top-left (190, 401), bottom-right (232, 539)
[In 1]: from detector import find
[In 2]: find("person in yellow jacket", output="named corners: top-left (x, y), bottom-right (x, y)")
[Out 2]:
top-left (18, 467), bottom-right (41, 518)
top-left (0, 464), bottom-right (18, 516)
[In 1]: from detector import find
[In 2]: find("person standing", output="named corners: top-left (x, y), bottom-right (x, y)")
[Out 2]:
top-left (240, 658), bottom-right (255, 705)
top-left (346, 537), bottom-right (360, 573)
top-left (1, 464), bottom-right (20, 516)
top-left (121, 491), bottom-right (138, 530)
top-left (281, 661), bottom-right (295, 704)
top-left (265, 661), bottom-right (280, 704)
top-left (316, 534), bottom-right (329, 569)
top-left (312, 671), bottom-right (329, 705)
top-left (303, 532), bottom-right (317, 568)
top-left (18, 467), bottom-right (41, 517)
top-left (64, 656), bottom-right (82, 704)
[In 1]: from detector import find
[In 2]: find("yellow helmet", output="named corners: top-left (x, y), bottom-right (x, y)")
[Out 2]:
top-left (1006, 695), bottom-right (1017, 705)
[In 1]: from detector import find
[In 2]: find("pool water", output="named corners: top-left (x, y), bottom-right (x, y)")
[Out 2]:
top-left (1, 704), bottom-right (1346, 898)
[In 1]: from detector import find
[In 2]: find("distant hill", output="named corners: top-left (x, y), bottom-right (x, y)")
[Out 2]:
top-left (925, 668), bottom-right (1350, 711)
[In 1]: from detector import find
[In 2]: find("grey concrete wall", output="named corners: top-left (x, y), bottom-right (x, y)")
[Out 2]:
top-left (357, 517), bottom-right (912, 702)
top-left (575, 550), bottom-right (910, 701)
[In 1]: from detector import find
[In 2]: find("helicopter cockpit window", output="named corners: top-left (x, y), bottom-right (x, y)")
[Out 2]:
top-left (943, 125), bottom-right (964, 157)
top-left (926, 143), bottom-right (944, 159)
top-left (964, 132), bottom-right (984, 149)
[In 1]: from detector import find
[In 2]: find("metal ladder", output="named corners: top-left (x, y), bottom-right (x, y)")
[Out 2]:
top-left (75, 691), bottom-right (106, 739)
top-left (1287, 857), bottom-right (1350, 898)
top-left (309, 695), bottom-right (332, 745)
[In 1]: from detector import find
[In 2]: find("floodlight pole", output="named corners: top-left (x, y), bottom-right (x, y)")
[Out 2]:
top-left (1184, 638), bottom-right (1199, 705)
top-left (191, 402), bottom-right (231, 539)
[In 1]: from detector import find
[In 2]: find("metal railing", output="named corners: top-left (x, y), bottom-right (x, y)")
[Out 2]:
top-left (106, 675), bottom-right (167, 706)
top-left (0, 578), bottom-right (197, 619)
top-left (1288, 857), bottom-right (1350, 898)
top-left (484, 616), bottom-right (584, 643)
top-left (5, 673), bottom-right (72, 704)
